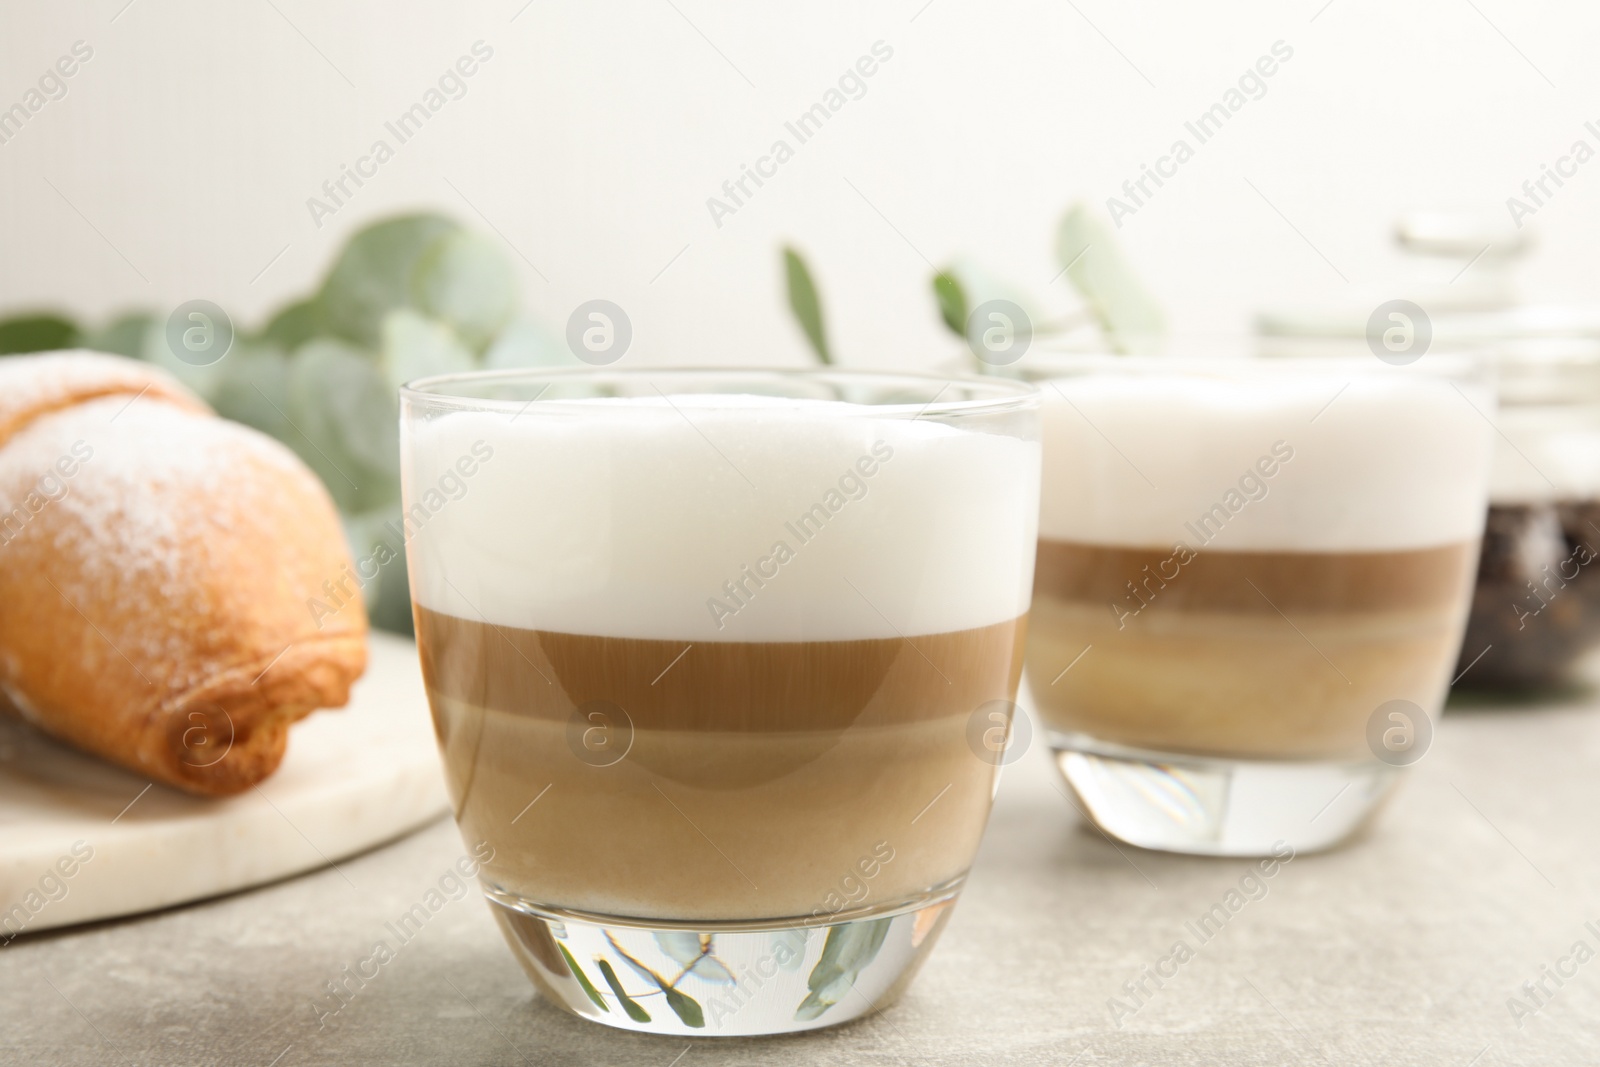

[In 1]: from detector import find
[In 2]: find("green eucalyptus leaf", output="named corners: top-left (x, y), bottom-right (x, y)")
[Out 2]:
top-left (795, 918), bottom-right (892, 1022)
top-left (286, 338), bottom-right (397, 512)
top-left (484, 317), bottom-right (575, 369)
top-left (653, 932), bottom-right (704, 968)
top-left (339, 507), bottom-right (412, 636)
top-left (140, 313), bottom-right (229, 403)
top-left (943, 258), bottom-right (1041, 326)
top-left (379, 309), bottom-right (476, 394)
top-left (0, 312), bottom-right (79, 355)
top-left (783, 246), bottom-right (831, 365)
top-left (412, 229), bottom-right (517, 350)
top-left (596, 959), bottom-right (652, 1023)
top-left (652, 933), bottom-right (737, 985)
top-left (607, 935), bottom-right (706, 1028)
top-left (1056, 201), bottom-right (1166, 355)
top-left (931, 270), bottom-right (968, 337)
top-left (210, 342), bottom-right (293, 440)
top-left (690, 956), bottom-right (735, 984)
top-left (660, 984), bottom-right (705, 1029)
top-left (556, 943), bottom-right (610, 1013)
top-left (82, 312), bottom-right (153, 358)
top-left (317, 213), bottom-right (460, 348)
top-left (937, 260), bottom-right (1042, 374)
top-left (259, 299), bottom-right (323, 351)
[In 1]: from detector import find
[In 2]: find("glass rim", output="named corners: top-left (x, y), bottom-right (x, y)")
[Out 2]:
top-left (399, 364), bottom-right (1041, 418)
top-left (1005, 350), bottom-right (1488, 380)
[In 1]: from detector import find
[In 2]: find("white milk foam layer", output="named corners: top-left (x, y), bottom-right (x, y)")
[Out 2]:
top-left (1039, 366), bottom-right (1494, 551)
top-left (404, 395), bottom-right (1039, 641)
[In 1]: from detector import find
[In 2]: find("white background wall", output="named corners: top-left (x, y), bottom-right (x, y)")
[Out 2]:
top-left (2, 0), bottom-right (1597, 367)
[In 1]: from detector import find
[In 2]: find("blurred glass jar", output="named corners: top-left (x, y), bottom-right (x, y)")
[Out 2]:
top-left (1457, 340), bottom-right (1600, 690)
top-left (1257, 211), bottom-right (1600, 692)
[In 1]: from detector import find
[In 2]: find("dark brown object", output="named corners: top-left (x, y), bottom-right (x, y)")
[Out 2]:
top-left (1454, 501), bottom-right (1600, 691)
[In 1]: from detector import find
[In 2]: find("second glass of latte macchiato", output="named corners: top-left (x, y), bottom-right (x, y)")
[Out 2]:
top-left (399, 368), bottom-right (1039, 1036)
top-left (1023, 355), bottom-right (1493, 856)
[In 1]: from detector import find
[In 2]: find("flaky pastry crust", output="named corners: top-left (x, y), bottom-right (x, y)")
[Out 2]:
top-left (0, 352), bottom-right (367, 795)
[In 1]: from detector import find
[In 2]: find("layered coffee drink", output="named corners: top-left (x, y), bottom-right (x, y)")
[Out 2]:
top-left (404, 391), bottom-right (1038, 925)
top-left (1028, 362), bottom-right (1493, 766)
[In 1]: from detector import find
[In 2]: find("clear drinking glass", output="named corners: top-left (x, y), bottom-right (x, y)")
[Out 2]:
top-left (1022, 354), bottom-right (1493, 855)
top-left (399, 368), bottom-right (1039, 1035)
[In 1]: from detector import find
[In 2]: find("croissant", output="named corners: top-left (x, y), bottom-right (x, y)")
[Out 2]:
top-left (0, 351), bottom-right (367, 796)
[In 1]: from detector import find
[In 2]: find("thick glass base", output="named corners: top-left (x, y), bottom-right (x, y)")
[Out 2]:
top-left (1050, 732), bottom-right (1402, 856)
top-left (485, 882), bottom-right (961, 1036)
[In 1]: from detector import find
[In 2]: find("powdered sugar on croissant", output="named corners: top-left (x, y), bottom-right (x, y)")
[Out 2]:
top-left (0, 352), bottom-right (368, 796)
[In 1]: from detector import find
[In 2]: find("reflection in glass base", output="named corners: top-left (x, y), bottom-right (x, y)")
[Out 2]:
top-left (485, 882), bottom-right (962, 1036)
top-left (1050, 732), bottom-right (1403, 856)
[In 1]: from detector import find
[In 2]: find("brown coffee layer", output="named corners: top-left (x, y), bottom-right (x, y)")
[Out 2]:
top-left (416, 607), bottom-right (1027, 733)
top-left (417, 609), bottom-right (1028, 919)
top-left (435, 699), bottom-right (996, 919)
top-left (1036, 538), bottom-right (1479, 614)
top-left (1027, 539), bottom-right (1479, 758)
top-left (1028, 599), bottom-right (1465, 758)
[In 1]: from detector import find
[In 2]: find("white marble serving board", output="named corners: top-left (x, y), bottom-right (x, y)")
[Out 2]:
top-left (0, 632), bottom-right (449, 935)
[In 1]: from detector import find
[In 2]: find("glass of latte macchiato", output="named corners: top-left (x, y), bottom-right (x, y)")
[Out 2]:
top-left (1025, 355), bottom-right (1493, 856)
top-left (399, 368), bottom-right (1039, 1035)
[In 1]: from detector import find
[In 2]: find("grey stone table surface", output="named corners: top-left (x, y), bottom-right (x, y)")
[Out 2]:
top-left (5, 690), bottom-right (1600, 1066)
